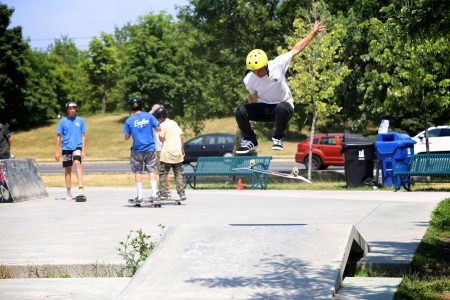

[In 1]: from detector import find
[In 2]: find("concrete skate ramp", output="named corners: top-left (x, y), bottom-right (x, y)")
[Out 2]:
top-left (0, 159), bottom-right (48, 202)
top-left (119, 225), bottom-right (369, 299)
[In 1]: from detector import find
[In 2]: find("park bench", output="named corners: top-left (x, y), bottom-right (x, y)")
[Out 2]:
top-left (393, 153), bottom-right (450, 191)
top-left (183, 156), bottom-right (272, 190)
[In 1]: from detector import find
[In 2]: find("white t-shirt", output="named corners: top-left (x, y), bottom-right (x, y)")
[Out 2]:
top-left (153, 129), bottom-right (162, 151)
top-left (159, 119), bottom-right (184, 164)
top-left (243, 52), bottom-right (294, 108)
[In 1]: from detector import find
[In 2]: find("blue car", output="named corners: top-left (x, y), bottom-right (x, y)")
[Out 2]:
top-left (183, 133), bottom-right (235, 163)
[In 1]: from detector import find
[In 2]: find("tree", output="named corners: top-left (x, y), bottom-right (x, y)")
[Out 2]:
top-left (179, 0), bottom-right (312, 117)
top-left (83, 32), bottom-right (120, 113)
top-left (283, 2), bottom-right (350, 179)
top-left (48, 36), bottom-right (89, 113)
top-left (117, 12), bottom-right (217, 135)
top-left (0, 4), bottom-right (29, 128)
top-left (359, 18), bottom-right (450, 135)
top-left (0, 4), bottom-right (57, 129)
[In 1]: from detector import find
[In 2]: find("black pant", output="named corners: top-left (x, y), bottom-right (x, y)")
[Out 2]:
top-left (235, 102), bottom-right (293, 142)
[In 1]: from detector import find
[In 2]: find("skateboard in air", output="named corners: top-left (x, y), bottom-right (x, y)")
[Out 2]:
top-left (234, 159), bottom-right (312, 184)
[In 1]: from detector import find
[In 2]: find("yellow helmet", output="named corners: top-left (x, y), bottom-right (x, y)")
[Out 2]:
top-left (246, 49), bottom-right (268, 70)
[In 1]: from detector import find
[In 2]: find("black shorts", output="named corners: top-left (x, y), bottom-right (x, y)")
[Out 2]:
top-left (62, 148), bottom-right (82, 168)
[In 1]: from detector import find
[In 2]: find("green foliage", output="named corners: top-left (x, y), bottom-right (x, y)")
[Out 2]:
top-left (0, 4), bottom-right (58, 129)
top-left (430, 198), bottom-right (450, 231)
top-left (83, 32), bottom-right (120, 113)
top-left (117, 227), bottom-right (165, 275)
top-left (117, 12), bottom-right (216, 135)
top-left (48, 37), bottom-right (90, 114)
top-left (359, 17), bottom-right (450, 134)
top-left (285, 5), bottom-right (351, 131)
top-left (394, 198), bottom-right (450, 299)
top-left (2, 0), bottom-right (450, 135)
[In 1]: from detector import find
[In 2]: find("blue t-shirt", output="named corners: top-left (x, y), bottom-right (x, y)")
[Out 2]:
top-left (56, 116), bottom-right (86, 150)
top-left (123, 112), bottom-right (160, 152)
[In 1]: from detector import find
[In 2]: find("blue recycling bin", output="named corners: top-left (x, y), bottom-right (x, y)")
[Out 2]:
top-left (375, 132), bottom-right (416, 188)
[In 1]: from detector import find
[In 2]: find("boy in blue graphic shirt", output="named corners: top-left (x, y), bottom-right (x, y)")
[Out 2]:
top-left (55, 101), bottom-right (86, 201)
top-left (123, 97), bottom-right (160, 203)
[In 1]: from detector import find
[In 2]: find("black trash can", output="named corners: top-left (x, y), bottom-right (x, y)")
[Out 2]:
top-left (341, 134), bottom-right (375, 188)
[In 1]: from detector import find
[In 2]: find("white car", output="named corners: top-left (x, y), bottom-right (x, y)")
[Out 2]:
top-left (412, 126), bottom-right (450, 154)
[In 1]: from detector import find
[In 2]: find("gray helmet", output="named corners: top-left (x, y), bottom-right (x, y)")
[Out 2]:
top-left (65, 100), bottom-right (77, 109)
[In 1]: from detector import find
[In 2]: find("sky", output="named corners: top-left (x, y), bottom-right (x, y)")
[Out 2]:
top-left (4, 0), bottom-right (188, 50)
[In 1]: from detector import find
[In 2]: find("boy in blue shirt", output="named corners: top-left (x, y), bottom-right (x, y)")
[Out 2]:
top-left (55, 101), bottom-right (86, 201)
top-left (123, 97), bottom-right (160, 203)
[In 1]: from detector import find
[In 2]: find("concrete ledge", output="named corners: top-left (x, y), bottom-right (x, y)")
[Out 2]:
top-left (335, 226), bottom-right (370, 293)
top-left (0, 158), bottom-right (48, 202)
top-left (0, 277), bottom-right (129, 300)
top-left (120, 224), bottom-right (369, 299)
top-left (336, 277), bottom-right (402, 300)
top-left (0, 263), bottom-right (129, 279)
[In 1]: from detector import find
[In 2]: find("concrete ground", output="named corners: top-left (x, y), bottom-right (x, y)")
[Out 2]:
top-left (0, 188), bottom-right (447, 299)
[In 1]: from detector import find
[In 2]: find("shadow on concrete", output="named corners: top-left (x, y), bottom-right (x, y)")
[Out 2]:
top-left (185, 254), bottom-right (338, 299)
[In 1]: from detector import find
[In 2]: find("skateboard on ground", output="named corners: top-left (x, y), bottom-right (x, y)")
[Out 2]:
top-left (234, 159), bottom-right (312, 184)
top-left (75, 195), bottom-right (87, 202)
top-left (128, 197), bottom-right (184, 207)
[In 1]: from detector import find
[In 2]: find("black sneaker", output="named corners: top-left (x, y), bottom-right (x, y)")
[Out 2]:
top-left (236, 139), bottom-right (257, 154)
top-left (272, 137), bottom-right (284, 150)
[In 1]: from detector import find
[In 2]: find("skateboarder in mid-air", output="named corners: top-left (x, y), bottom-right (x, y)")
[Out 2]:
top-left (235, 21), bottom-right (325, 154)
top-left (123, 97), bottom-right (160, 204)
top-left (153, 106), bottom-right (186, 204)
top-left (54, 101), bottom-right (86, 201)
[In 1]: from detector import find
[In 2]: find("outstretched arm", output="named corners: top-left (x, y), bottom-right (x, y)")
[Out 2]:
top-left (290, 21), bottom-right (325, 58)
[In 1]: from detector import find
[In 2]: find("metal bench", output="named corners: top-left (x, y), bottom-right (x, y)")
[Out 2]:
top-left (183, 156), bottom-right (272, 190)
top-left (393, 153), bottom-right (450, 191)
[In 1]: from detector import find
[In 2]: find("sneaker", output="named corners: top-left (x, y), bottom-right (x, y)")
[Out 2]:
top-left (236, 139), bottom-right (257, 154)
top-left (179, 194), bottom-right (187, 201)
top-left (77, 187), bottom-right (85, 197)
top-left (271, 137), bottom-right (284, 150)
top-left (134, 196), bottom-right (143, 204)
top-left (158, 191), bottom-right (170, 201)
top-left (66, 194), bottom-right (73, 201)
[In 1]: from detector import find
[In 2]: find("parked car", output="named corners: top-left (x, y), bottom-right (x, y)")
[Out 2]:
top-left (412, 126), bottom-right (450, 154)
top-left (183, 133), bottom-right (235, 163)
top-left (295, 133), bottom-right (344, 170)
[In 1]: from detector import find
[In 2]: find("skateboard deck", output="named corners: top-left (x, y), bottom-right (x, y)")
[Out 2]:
top-left (128, 198), bottom-right (184, 207)
top-left (75, 195), bottom-right (87, 202)
top-left (234, 159), bottom-right (312, 184)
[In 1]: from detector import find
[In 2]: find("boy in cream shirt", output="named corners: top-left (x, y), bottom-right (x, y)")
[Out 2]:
top-left (153, 106), bottom-right (186, 201)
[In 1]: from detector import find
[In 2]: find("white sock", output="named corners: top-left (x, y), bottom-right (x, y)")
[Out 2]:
top-left (150, 180), bottom-right (157, 197)
top-left (136, 182), bottom-right (143, 199)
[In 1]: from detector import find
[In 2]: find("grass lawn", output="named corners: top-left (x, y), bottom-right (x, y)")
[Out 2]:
top-left (13, 114), bottom-right (302, 162)
top-left (393, 198), bottom-right (450, 300)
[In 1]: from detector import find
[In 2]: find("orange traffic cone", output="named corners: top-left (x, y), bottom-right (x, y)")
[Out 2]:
top-left (236, 178), bottom-right (244, 190)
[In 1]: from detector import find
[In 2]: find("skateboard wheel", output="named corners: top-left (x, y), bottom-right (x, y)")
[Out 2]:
top-left (177, 201), bottom-right (181, 205)
top-left (135, 204), bottom-right (141, 207)
top-left (292, 167), bottom-right (299, 176)
top-left (249, 159), bottom-right (256, 168)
